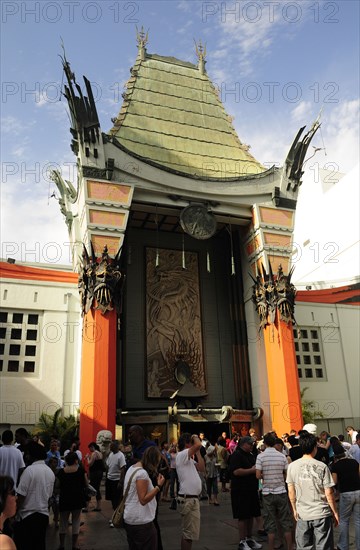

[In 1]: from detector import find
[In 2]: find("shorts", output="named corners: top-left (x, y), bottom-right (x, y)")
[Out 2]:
top-left (262, 493), bottom-right (293, 533)
top-left (231, 489), bottom-right (261, 520)
top-left (177, 496), bottom-right (200, 541)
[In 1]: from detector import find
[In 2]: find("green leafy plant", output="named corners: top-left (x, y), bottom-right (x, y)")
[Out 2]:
top-left (300, 387), bottom-right (326, 425)
top-left (32, 407), bottom-right (79, 452)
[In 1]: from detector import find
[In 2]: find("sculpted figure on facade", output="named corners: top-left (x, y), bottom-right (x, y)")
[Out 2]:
top-left (252, 263), bottom-right (297, 328)
top-left (96, 430), bottom-right (113, 459)
top-left (78, 244), bottom-right (124, 315)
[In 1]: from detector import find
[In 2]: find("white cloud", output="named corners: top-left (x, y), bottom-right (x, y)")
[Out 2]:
top-left (1, 188), bottom-right (71, 265)
top-left (320, 99), bottom-right (360, 173)
top-left (177, 1), bottom-right (191, 13)
top-left (1, 116), bottom-right (22, 136)
top-left (291, 101), bottom-right (313, 122)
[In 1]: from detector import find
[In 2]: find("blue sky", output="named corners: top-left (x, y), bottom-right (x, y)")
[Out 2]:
top-left (1, 0), bottom-right (359, 266)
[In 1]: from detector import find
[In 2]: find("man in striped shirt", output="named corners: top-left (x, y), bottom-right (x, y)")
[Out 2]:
top-left (255, 433), bottom-right (293, 550)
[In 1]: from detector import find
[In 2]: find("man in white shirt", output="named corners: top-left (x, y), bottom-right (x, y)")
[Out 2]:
top-left (0, 429), bottom-right (25, 485)
top-left (105, 440), bottom-right (126, 522)
top-left (255, 433), bottom-right (293, 550)
top-left (63, 436), bottom-right (83, 462)
top-left (14, 441), bottom-right (55, 550)
top-left (176, 433), bottom-right (205, 550)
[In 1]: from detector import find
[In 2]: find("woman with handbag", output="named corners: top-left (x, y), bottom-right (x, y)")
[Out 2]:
top-left (123, 446), bottom-right (165, 550)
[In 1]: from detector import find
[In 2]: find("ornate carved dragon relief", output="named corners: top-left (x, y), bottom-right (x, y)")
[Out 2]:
top-left (251, 264), bottom-right (296, 329)
top-left (146, 248), bottom-right (206, 398)
top-left (78, 244), bottom-right (125, 315)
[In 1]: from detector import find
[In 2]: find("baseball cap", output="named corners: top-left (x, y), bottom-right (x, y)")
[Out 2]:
top-left (302, 423), bottom-right (317, 435)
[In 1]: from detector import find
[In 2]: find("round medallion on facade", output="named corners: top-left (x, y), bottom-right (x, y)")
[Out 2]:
top-left (180, 205), bottom-right (217, 240)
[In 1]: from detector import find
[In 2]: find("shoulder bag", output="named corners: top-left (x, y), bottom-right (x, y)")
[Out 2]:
top-left (112, 467), bottom-right (142, 528)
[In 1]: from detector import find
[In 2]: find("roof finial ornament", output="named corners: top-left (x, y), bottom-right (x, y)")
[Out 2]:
top-left (194, 39), bottom-right (207, 74)
top-left (136, 26), bottom-right (149, 61)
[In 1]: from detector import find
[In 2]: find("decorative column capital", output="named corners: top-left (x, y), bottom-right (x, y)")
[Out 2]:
top-left (251, 263), bottom-right (297, 329)
top-left (78, 244), bottom-right (125, 315)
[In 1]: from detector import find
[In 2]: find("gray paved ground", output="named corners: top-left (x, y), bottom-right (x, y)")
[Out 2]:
top-left (46, 490), bottom-right (357, 550)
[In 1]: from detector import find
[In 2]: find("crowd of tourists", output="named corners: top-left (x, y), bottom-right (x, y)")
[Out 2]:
top-left (0, 424), bottom-right (359, 550)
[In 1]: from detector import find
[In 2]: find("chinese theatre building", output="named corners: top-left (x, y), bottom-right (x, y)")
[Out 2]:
top-left (54, 32), bottom-right (320, 447)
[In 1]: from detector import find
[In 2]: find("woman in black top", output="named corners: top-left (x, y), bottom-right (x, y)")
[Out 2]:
top-left (57, 452), bottom-right (88, 550)
top-left (331, 445), bottom-right (360, 550)
top-left (85, 442), bottom-right (104, 511)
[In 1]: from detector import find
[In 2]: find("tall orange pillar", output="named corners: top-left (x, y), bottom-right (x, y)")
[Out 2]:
top-left (79, 307), bottom-right (117, 454)
top-left (263, 315), bottom-right (303, 435)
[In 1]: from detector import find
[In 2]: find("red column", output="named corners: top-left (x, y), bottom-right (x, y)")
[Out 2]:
top-left (79, 308), bottom-right (117, 455)
top-left (263, 314), bottom-right (303, 435)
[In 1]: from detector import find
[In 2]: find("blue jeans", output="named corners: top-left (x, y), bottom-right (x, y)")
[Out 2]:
top-left (337, 490), bottom-right (360, 550)
top-left (169, 468), bottom-right (178, 498)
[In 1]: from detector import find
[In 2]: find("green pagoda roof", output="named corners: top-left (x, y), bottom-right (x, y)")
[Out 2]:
top-left (109, 42), bottom-right (265, 180)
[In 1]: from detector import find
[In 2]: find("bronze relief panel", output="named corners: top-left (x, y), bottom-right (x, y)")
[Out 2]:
top-left (146, 247), bottom-right (206, 398)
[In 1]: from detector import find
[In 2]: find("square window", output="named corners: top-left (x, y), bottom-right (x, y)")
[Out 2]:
top-left (24, 361), bottom-right (35, 373)
top-left (0, 312), bottom-right (8, 322)
top-left (0, 343), bottom-right (4, 355)
top-left (0, 327), bottom-right (6, 339)
top-left (293, 329), bottom-right (298, 338)
top-left (13, 313), bottom-right (23, 323)
top-left (0, 359), bottom-right (2, 371)
top-left (25, 345), bottom-right (36, 357)
top-left (312, 342), bottom-right (320, 352)
top-left (302, 342), bottom-right (310, 352)
top-left (11, 328), bottom-right (22, 340)
top-left (296, 355), bottom-right (301, 365)
top-left (314, 356), bottom-right (322, 365)
top-left (310, 330), bottom-right (318, 339)
top-left (295, 342), bottom-right (299, 351)
top-left (8, 360), bottom-right (19, 372)
top-left (298, 368), bottom-right (302, 378)
top-left (303, 355), bottom-right (311, 365)
top-left (28, 314), bottom-right (39, 325)
top-left (9, 344), bottom-right (21, 356)
top-left (300, 329), bottom-right (308, 339)
top-left (305, 368), bottom-right (313, 378)
top-left (315, 368), bottom-right (323, 378)
top-left (26, 329), bottom-right (37, 341)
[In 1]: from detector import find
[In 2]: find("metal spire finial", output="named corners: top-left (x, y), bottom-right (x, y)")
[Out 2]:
top-left (136, 25), bottom-right (149, 49)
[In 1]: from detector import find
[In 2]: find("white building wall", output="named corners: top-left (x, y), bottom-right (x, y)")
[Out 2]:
top-left (295, 300), bottom-right (360, 431)
top-left (0, 273), bottom-right (81, 431)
